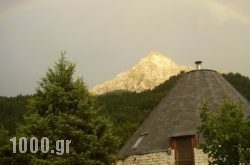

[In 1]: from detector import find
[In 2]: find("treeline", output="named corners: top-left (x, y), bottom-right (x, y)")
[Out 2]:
top-left (222, 72), bottom-right (250, 101)
top-left (1, 72), bottom-right (250, 149)
top-left (0, 95), bottom-right (29, 135)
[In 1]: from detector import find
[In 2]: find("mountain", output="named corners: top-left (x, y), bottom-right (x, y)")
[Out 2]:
top-left (90, 52), bottom-right (193, 95)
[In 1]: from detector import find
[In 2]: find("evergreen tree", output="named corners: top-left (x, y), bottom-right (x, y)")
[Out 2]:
top-left (16, 54), bottom-right (119, 164)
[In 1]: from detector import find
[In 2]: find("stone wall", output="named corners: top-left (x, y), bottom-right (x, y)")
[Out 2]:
top-left (117, 148), bottom-right (209, 165)
top-left (117, 150), bottom-right (175, 165)
top-left (194, 148), bottom-right (209, 165)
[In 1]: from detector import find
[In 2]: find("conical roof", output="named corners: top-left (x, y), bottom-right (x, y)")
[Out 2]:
top-left (119, 70), bottom-right (250, 158)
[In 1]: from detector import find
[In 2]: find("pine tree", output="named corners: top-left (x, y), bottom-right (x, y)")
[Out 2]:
top-left (16, 54), bottom-right (119, 164)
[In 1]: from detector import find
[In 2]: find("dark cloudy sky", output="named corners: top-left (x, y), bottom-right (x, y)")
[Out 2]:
top-left (1, 0), bottom-right (250, 96)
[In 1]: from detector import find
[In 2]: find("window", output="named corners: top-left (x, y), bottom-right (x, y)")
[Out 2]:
top-left (132, 133), bottom-right (148, 149)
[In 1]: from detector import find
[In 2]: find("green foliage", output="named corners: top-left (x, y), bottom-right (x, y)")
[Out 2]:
top-left (240, 116), bottom-right (250, 163)
top-left (222, 72), bottom-right (250, 101)
top-left (96, 73), bottom-right (182, 147)
top-left (1, 70), bottom-right (250, 163)
top-left (2, 54), bottom-right (119, 164)
top-left (0, 95), bottom-right (28, 134)
top-left (198, 97), bottom-right (250, 165)
top-left (0, 127), bottom-right (12, 164)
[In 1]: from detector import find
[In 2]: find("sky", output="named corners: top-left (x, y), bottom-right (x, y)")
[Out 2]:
top-left (0, 0), bottom-right (250, 97)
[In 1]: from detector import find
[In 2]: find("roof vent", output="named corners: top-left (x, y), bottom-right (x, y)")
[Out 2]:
top-left (195, 61), bottom-right (202, 70)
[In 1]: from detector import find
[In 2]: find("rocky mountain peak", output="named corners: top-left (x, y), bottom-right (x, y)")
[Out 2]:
top-left (136, 51), bottom-right (178, 69)
top-left (140, 51), bottom-right (172, 62)
top-left (90, 52), bottom-right (193, 95)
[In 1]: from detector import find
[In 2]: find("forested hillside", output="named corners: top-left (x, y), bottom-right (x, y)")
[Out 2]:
top-left (1, 72), bottom-right (250, 149)
top-left (0, 95), bottom-right (29, 135)
top-left (222, 72), bottom-right (250, 101)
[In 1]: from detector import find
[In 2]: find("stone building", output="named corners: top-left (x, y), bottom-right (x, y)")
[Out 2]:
top-left (117, 66), bottom-right (250, 165)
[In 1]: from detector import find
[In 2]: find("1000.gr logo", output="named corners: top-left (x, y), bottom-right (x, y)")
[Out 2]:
top-left (10, 137), bottom-right (71, 155)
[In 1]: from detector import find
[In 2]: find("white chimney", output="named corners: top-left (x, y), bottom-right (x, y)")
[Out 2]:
top-left (195, 61), bottom-right (202, 70)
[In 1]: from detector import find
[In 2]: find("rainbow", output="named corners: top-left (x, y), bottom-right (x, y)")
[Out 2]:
top-left (1, 0), bottom-right (249, 25)
top-left (196, 0), bottom-right (250, 24)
